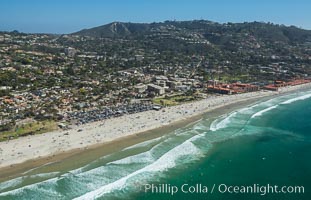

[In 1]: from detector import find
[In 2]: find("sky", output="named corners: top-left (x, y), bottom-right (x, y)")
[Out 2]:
top-left (0, 0), bottom-right (310, 34)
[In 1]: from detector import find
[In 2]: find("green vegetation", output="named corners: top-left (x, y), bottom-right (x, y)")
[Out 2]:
top-left (153, 95), bottom-right (197, 106)
top-left (0, 20), bottom-right (310, 138)
top-left (219, 74), bottom-right (251, 82)
top-left (0, 120), bottom-right (58, 142)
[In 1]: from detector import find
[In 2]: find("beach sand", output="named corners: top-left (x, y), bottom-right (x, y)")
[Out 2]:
top-left (1, 83), bottom-right (311, 180)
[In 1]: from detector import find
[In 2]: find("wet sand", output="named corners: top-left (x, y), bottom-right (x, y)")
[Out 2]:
top-left (0, 94), bottom-right (286, 182)
top-left (1, 83), bottom-right (311, 182)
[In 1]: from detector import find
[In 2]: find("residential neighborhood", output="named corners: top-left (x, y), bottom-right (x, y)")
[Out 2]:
top-left (0, 20), bottom-right (311, 140)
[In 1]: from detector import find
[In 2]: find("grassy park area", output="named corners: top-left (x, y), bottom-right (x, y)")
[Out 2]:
top-left (0, 120), bottom-right (58, 142)
top-left (152, 95), bottom-right (197, 106)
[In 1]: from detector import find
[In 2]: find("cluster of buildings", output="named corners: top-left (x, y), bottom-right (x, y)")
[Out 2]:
top-left (207, 81), bottom-right (260, 94)
top-left (264, 79), bottom-right (311, 91)
top-left (132, 75), bottom-right (203, 97)
top-left (0, 29), bottom-right (311, 132)
top-left (207, 79), bottom-right (311, 94)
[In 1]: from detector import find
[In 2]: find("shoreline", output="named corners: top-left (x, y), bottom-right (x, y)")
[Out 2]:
top-left (1, 83), bottom-right (311, 181)
top-left (0, 94), bottom-right (269, 182)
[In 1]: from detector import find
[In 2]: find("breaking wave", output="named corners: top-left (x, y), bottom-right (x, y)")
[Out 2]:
top-left (251, 105), bottom-right (278, 118)
top-left (209, 112), bottom-right (237, 131)
top-left (280, 93), bottom-right (311, 104)
top-left (1, 89), bottom-right (311, 200)
top-left (74, 135), bottom-right (204, 199)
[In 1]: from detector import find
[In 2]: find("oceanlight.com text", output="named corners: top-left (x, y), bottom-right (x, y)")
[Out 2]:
top-left (218, 184), bottom-right (305, 196)
top-left (143, 183), bottom-right (305, 196)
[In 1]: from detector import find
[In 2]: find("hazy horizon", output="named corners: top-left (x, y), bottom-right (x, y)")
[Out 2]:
top-left (0, 0), bottom-right (310, 34)
top-left (1, 19), bottom-right (310, 35)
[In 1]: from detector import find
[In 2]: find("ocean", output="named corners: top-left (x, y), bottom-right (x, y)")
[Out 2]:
top-left (1, 90), bottom-right (311, 200)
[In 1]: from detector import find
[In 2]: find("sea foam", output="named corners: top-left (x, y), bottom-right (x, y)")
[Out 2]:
top-left (251, 105), bottom-right (278, 118)
top-left (281, 92), bottom-right (311, 105)
top-left (122, 137), bottom-right (163, 151)
top-left (0, 172), bottom-right (60, 193)
top-left (73, 134), bottom-right (204, 200)
top-left (210, 112), bottom-right (237, 131)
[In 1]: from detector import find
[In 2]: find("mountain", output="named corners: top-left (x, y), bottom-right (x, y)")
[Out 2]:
top-left (73, 22), bottom-right (150, 38)
top-left (73, 20), bottom-right (311, 44)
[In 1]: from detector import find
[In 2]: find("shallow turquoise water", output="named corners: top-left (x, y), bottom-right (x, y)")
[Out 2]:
top-left (1, 90), bottom-right (311, 200)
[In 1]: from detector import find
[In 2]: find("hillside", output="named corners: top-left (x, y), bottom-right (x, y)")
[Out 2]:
top-left (73, 20), bottom-right (311, 44)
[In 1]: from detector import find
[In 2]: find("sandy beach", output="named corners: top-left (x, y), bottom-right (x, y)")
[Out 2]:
top-left (1, 83), bottom-right (311, 175)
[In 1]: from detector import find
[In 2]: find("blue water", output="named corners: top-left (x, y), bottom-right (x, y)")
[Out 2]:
top-left (1, 90), bottom-right (311, 200)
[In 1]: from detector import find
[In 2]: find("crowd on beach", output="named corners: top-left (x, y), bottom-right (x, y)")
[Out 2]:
top-left (67, 103), bottom-right (155, 125)
top-left (1, 83), bottom-right (311, 170)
